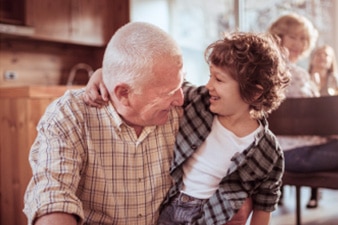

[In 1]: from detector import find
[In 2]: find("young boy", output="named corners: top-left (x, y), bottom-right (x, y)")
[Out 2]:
top-left (84, 32), bottom-right (290, 225)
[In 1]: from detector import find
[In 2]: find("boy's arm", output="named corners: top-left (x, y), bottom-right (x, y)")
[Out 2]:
top-left (34, 213), bottom-right (78, 225)
top-left (83, 71), bottom-right (204, 108)
top-left (182, 81), bottom-right (209, 107)
top-left (83, 68), bottom-right (109, 107)
top-left (83, 70), bottom-right (209, 108)
top-left (250, 210), bottom-right (271, 225)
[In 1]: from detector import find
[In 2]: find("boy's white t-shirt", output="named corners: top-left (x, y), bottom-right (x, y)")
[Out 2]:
top-left (181, 116), bottom-right (262, 199)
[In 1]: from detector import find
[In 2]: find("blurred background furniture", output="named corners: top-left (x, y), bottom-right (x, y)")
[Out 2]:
top-left (0, 86), bottom-right (83, 225)
top-left (268, 96), bottom-right (338, 225)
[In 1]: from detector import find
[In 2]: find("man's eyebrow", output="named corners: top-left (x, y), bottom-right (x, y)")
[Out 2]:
top-left (167, 82), bottom-right (182, 96)
top-left (167, 85), bottom-right (180, 96)
top-left (166, 71), bottom-right (185, 95)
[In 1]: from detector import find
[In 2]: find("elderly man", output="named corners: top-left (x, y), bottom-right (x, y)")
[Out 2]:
top-left (24, 22), bottom-right (184, 225)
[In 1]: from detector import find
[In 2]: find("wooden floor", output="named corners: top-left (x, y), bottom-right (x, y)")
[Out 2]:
top-left (271, 186), bottom-right (338, 225)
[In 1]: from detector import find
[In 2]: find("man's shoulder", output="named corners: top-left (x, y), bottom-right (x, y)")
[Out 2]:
top-left (42, 88), bottom-right (89, 120)
top-left (52, 88), bottom-right (86, 106)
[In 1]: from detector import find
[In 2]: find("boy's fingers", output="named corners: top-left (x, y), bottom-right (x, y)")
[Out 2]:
top-left (99, 83), bottom-right (109, 102)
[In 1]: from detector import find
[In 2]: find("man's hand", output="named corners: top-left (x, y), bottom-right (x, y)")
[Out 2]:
top-left (83, 68), bottom-right (109, 107)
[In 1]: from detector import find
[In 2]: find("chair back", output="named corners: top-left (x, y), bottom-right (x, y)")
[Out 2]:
top-left (268, 95), bottom-right (338, 225)
top-left (268, 96), bottom-right (338, 136)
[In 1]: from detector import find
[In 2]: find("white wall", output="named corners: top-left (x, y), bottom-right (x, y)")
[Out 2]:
top-left (334, 1), bottom-right (338, 60)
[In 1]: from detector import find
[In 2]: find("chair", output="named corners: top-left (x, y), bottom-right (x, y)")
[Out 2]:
top-left (268, 95), bottom-right (338, 225)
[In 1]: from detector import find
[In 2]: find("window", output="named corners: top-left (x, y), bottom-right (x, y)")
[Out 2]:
top-left (131, 0), bottom-right (338, 85)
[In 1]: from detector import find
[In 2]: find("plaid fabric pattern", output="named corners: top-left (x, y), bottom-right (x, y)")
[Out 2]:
top-left (24, 89), bottom-right (180, 225)
top-left (161, 83), bottom-right (284, 225)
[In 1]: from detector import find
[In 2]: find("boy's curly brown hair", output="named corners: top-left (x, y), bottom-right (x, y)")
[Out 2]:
top-left (205, 32), bottom-right (291, 119)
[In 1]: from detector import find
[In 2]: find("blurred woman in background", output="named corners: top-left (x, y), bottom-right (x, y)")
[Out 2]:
top-left (305, 44), bottom-right (338, 208)
top-left (309, 44), bottom-right (338, 96)
top-left (268, 13), bottom-right (338, 209)
top-left (268, 12), bottom-right (319, 98)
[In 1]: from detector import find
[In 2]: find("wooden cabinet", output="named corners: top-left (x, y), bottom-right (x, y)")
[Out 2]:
top-left (0, 0), bottom-right (129, 87)
top-left (1, 0), bottom-right (129, 46)
top-left (25, 0), bottom-right (124, 46)
top-left (0, 0), bottom-right (25, 25)
top-left (0, 85), bottom-right (83, 225)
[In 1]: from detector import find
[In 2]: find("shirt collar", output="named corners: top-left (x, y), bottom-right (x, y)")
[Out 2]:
top-left (105, 102), bottom-right (157, 140)
top-left (106, 102), bottom-right (124, 131)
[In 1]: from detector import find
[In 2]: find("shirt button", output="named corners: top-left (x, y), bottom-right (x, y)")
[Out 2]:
top-left (138, 178), bottom-right (142, 182)
top-left (138, 214), bottom-right (143, 217)
top-left (191, 145), bottom-right (198, 150)
top-left (181, 195), bottom-right (190, 202)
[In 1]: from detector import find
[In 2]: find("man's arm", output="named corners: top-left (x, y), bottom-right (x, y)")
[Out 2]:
top-left (34, 213), bottom-right (78, 225)
top-left (24, 95), bottom-right (85, 225)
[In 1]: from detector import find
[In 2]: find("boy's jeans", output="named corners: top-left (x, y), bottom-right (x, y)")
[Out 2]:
top-left (157, 192), bottom-right (206, 225)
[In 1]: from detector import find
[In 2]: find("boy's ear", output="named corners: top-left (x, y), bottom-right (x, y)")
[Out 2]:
top-left (254, 84), bottom-right (264, 100)
top-left (114, 83), bottom-right (131, 106)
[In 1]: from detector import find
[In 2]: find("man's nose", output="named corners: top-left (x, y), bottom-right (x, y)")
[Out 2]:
top-left (172, 88), bottom-right (184, 106)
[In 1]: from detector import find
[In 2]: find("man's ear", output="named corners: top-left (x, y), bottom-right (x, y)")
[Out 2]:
top-left (114, 83), bottom-right (131, 106)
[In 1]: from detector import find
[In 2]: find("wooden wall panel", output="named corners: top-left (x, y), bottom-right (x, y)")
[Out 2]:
top-left (25, 0), bottom-right (125, 46)
top-left (1, 97), bottom-right (61, 225)
top-left (0, 0), bottom-right (129, 88)
top-left (0, 38), bottom-right (103, 87)
top-left (0, 97), bottom-right (55, 225)
top-left (104, 0), bottom-right (130, 42)
top-left (25, 0), bottom-right (71, 39)
top-left (70, 0), bottom-right (106, 44)
top-left (0, 97), bottom-right (30, 225)
top-left (0, 86), bottom-right (84, 225)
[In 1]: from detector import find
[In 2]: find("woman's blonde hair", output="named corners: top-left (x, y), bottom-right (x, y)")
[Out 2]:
top-left (309, 44), bottom-right (337, 76)
top-left (268, 13), bottom-right (318, 59)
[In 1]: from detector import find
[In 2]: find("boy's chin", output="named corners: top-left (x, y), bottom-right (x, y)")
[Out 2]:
top-left (209, 106), bottom-right (218, 114)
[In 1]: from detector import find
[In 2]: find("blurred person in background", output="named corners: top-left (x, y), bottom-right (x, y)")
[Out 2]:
top-left (269, 12), bottom-right (319, 98)
top-left (269, 13), bottom-right (338, 208)
top-left (305, 44), bottom-right (338, 208)
top-left (309, 44), bottom-right (338, 96)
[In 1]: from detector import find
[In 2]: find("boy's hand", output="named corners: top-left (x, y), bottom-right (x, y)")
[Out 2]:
top-left (83, 68), bottom-right (109, 107)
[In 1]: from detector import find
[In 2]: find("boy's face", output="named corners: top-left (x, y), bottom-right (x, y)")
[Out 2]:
top-left (205, 64), bottom-right (250, 118)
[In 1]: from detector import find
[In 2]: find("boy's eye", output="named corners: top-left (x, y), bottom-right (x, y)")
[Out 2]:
top-left (210, 74), bottom-right (224, 82)
top-left (214, 75), bottom-right (224, 82)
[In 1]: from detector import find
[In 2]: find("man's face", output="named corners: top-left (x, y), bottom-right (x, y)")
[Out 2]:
top-left (125, 57), bottom-right (184, 127)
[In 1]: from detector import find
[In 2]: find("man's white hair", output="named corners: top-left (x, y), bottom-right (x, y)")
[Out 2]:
top-left (102, 22), bottom-right (182, 93)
